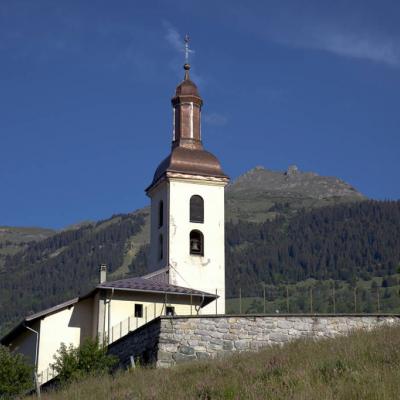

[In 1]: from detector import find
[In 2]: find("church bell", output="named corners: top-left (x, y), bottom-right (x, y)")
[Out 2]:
top-left (190, 237), bottom-right (201, 253)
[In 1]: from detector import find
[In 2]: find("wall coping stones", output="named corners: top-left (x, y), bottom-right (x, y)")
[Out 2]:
top-left (160, 313), bottom-right (400, 319)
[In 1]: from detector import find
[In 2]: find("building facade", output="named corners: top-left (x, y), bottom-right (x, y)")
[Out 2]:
top-left (1, 274), bottom-right (216, 385)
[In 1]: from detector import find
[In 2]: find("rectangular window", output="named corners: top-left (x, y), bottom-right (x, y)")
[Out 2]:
top-left (166, 306), bottom-right (175, 316)
top-left (134, 304), bottom-right (143, 318)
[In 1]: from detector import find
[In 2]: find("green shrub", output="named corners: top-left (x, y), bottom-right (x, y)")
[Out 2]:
top-left (0, 345), bottom-right (33, 399)
top-left (52, 338), bottom-right (118, 383)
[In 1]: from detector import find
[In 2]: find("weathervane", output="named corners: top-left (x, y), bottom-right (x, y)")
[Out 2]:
top-left (184, 34), bottom-right (190, 65)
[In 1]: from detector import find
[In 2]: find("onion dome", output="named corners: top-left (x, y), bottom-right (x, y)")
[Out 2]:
top-left (174, 64), bottom-right (201, 98)
top-left (146, 63), bottom-right (228, 192)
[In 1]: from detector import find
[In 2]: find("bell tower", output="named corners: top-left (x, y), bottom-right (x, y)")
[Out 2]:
top-left (146, 42), bottom-right (229, 314)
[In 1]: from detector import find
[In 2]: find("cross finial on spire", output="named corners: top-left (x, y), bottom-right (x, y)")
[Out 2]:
top-left (183, 34), bottom-right (191, 80)
top-left (184, 34), bottom-right (190, 64)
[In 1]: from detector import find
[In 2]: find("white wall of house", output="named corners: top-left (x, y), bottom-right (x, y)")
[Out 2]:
top-left (100, 291), bottom-right (201, 342)
top-left (9, 321), bottom-right (40, 368)
top-left (37, 298), bottom-right (93, 373)
top-left (6, 290), bottom-right (209, 384)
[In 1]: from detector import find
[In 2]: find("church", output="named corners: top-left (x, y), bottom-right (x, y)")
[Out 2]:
top-left (1, 58), bottom-right (229, 385)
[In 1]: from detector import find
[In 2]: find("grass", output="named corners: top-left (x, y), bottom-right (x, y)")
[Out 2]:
top-left (225, 191), bottom-right (360, 224)
top-left (0, 226), bottom-right (55, 244)
top-left (31, 325), bottom-right (400, 400)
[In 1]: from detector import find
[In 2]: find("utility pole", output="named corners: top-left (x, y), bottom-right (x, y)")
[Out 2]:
top-left (286, 285), bottom-right (289, 313)
top-left (354, 287), bottom-right (357, 313)
top-left (263, 286), bottom-right (266, 314)
top-left (25, 325), bottom-right (40, 398)
top-left (332, 283), bottom-right (336, 314)
top-left (377, 288), bottom-right (381, 313)
top-left (239, 288), bottom-right (242, 314)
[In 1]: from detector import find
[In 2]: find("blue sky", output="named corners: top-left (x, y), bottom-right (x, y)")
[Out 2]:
top-left (1, 0), bottom-right (400, 229)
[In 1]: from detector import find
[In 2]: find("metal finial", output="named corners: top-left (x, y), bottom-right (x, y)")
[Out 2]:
top-left (184, 34), bottom-right (190, 65)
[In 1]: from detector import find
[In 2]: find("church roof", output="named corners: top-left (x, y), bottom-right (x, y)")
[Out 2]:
top-left (97, 276), bottom-right (217, 298)
top-left (148, 146), bottom-right (228, 190)
top-left (174, 65), bottom-right (200, 97)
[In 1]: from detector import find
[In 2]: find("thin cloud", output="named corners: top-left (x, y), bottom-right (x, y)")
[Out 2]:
top-left (204, 113), bottom-right (228, 127)
top-left (162, 21), bottom-right (204, 85)
top-left (225, 3), bottom-right (400, 68)
top-left (282, 28), bottom-right (400, 67)
top-left (164, 21), bottom-right (183, 53)
top-left (163, 21), bottom-right (195, 59)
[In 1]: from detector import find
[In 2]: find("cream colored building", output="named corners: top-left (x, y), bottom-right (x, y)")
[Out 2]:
top-left (1, 273), bottom-right (216, 384)
top-left (1, 58), bottom-right (228, 385)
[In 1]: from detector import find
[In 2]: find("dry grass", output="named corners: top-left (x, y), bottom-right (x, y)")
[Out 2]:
top-left (31, 325), bottom-right (400, 400)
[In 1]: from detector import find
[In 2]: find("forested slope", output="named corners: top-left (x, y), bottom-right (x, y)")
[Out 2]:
top-left (226, 200), bottom-right (400, 297)
top-left (0, 166), bottom-right (383, 336)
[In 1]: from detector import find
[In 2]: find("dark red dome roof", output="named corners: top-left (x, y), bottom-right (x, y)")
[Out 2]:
top-left (175, 78), bottom-right (200, 97)
top-left (148, 146), bottom-right (228, 190)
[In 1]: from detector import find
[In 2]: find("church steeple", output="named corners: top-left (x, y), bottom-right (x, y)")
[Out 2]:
top-left (171, 63), bottom-right (203, 149)
top-left (146, 36), bottom-right (228, 192)
top-left (146, 36), bottom-right (229, 314)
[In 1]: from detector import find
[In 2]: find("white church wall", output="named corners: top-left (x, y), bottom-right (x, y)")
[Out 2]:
top-left (167, 178), bottom-right (226, 314)
top-left (148, 180), bottom-right (169, 272)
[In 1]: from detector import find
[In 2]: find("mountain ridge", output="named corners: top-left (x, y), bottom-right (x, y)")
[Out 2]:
top-left (228, 165), bottom-right (364, 199)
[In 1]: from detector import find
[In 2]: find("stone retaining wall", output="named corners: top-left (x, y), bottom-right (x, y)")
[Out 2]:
top-left (108, 318), bottom-right (161, 369)
top-left (107, 315), bottom-right (400, 368)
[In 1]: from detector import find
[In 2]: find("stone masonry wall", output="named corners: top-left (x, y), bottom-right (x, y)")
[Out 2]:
top-left (107, 315), bottom-right (400, 369)
top-left (108, 318), bottom-right (161, 368)
top-left (157, 315), bottom-right (400, 367)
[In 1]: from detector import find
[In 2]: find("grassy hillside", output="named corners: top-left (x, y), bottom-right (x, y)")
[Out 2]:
top-left (30, 325), bottom-right (400, 399)
top-left (0, 226), bottom-right (55, 269)
top-left (0, 226), bottom-right (55, 245)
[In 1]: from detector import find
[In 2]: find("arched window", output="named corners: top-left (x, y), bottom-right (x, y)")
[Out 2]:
top-left (190, 230), bottom-right (204, 256)
top-left (159, 234), bottom-right (163, 260)
top-left (190, 195), bottom-right (204, 223)
top-left (158, 200), bottom-right (164, 228)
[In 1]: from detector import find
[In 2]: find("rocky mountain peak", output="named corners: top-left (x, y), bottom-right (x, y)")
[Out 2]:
top-left (228, 166), bottom-right (365, 200)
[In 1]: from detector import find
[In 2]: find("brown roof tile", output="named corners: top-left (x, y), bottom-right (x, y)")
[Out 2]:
top-left (97, 276), bottom-right (217, 298)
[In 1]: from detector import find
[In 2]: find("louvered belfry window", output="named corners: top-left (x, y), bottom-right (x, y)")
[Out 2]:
top-left (190, 195), bottom-right (204, 223)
